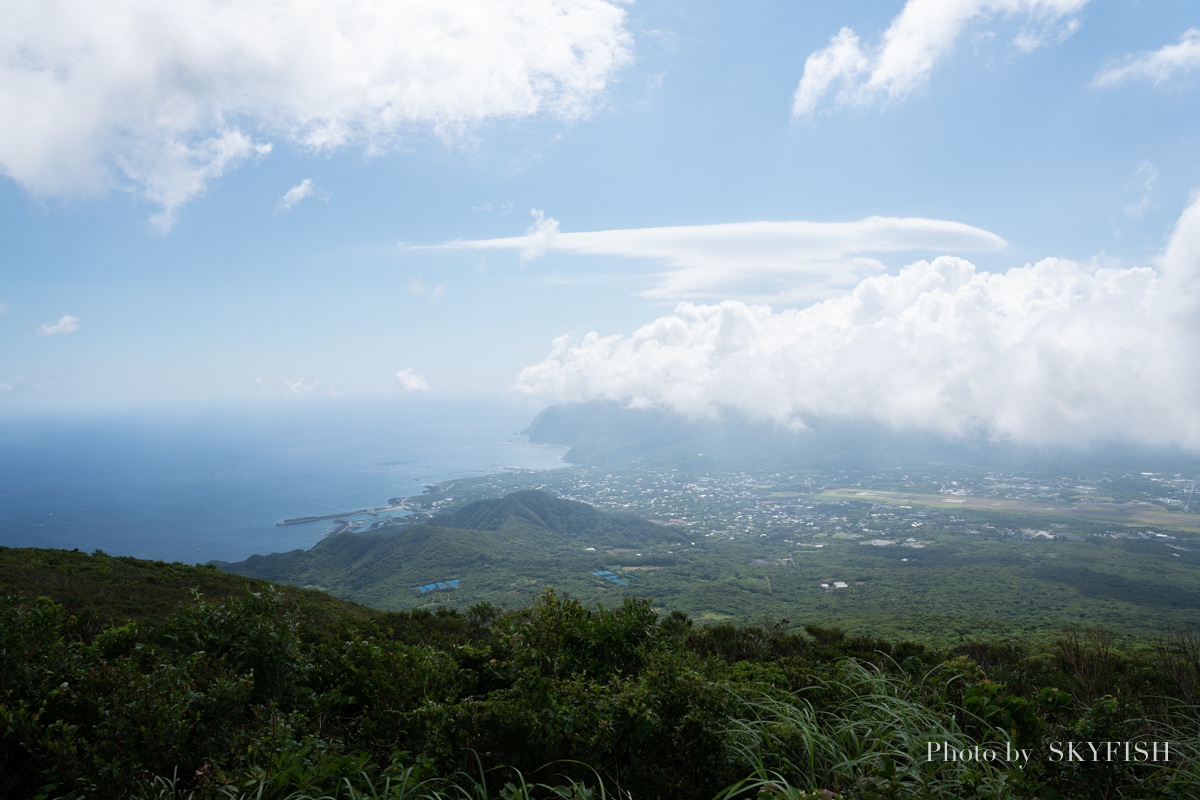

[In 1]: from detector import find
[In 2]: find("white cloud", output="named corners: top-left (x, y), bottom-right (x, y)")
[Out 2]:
top-left (429, 213), bottom-right (1006, 303)
top-left (1159, 188), bottom-right (1200, 314)
top-left (520, 209), bottom-right (562, 262)
top-left (793, 0), bottom-right (1088, 117)
top-left (280, 378), bottom-right (342, 397)
top-left (0, 0), bottom-right (633, 228)
top-left (143, 133), bottom-right (273, 232)
top-left (515, 192), bottom-right (1200, 451)
top-left (277, 178), bottom-right (327, 213)
top-left (36, 315), bottom-right (79, 335)
top-left (283, 378), bottom-right (320, 396)
top-left (1094, 28), bottom-right (1200, 88)
top-left (792, 28), bottom-right (871, 118)
top-left (395, 368), bottom-right (431, 392)
top-left (1012, 13), bottom-right (1079, 52)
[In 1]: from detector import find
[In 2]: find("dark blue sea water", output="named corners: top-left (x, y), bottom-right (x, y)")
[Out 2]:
top-left (0, 400), bottom-right (567, 564)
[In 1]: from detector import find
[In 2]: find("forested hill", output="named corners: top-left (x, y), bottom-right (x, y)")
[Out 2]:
top-left (214, 490), bottom-right (684, 610)
top-left (439, 489), bottom-right (673, 546)
top-left (0, 545), bottom-right (379, 633)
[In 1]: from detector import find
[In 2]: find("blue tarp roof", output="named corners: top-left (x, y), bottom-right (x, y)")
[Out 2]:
top-left (414, 578), bottom-right (461, 595)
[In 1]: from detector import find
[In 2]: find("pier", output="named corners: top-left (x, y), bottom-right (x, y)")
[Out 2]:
top-left (276, 503), bottom-right (406, 526)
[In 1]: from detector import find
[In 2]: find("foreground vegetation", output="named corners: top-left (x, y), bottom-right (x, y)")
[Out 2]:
top-left (2, 549), bottom-right (1199, 799)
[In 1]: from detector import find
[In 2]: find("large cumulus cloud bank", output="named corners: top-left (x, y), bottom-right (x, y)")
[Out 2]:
top-left (0, 0), bottom-right (631, 228)
top-left (517, 195), bottom-right (1200, 451)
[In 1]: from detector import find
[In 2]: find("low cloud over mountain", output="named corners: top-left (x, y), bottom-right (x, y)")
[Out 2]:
top-left (516, 194), bottom-right (1200, 452)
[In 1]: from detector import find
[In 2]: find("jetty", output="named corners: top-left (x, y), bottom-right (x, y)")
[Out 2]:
top-left (277, 503), bottom-right (406, 527)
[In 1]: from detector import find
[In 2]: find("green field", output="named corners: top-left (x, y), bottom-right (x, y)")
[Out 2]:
top-left (816, 488), bottom-right (1200, 533)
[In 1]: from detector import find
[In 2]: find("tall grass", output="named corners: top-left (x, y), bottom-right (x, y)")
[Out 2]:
top-left (717, 659), bottom-right (1016, 800)
top-left (128, 761), bottom-right (611, 800)
top-left (1113, 700), bottom-right (1200, 800)
top-left (74, 681), bottom-right (1200, 800)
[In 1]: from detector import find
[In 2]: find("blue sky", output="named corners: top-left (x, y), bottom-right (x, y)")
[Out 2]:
top-left (3, 0), bottom-right (1200, 448)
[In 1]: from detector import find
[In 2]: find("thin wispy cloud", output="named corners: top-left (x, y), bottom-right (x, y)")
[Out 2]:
top-left (281, 378), bottom-right (342, 397)
top-left (1124, 160), bottom-right (1158, 219)
top-left (516, 194), bottom-right (1200, 451)
top-left (1094, 28), bottom-right (1200, 88)
top-left (427, 212), bottom-right (1007, 304)
top-left (793, 0), bottom-right (1088, 118)
top-left (277, 179), bottom-right (328, 213)
top-left (282, 378), bottom-right (319, 396)
top-left (471, 201), bottom-right (515, 215)
top-left (395, 368), bottom-right (431, 392)
top-left (143, 134), bottom-right (273, 232)
top-left (0, 0), bottom-right (632, 228)
top-left (407, 276), bottom-right (448, 302)
top-left (36, 315), bottom-right (79, 336)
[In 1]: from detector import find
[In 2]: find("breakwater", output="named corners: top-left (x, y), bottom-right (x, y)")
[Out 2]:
top-left (277, 502), bottom-right (406, 526)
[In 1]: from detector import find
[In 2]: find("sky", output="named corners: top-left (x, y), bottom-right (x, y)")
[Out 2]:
top-left (3, 0), bottom-right (1200, 449)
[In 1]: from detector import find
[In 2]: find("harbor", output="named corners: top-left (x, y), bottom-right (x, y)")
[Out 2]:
top-left (276, 501), bottom-right (408, 527)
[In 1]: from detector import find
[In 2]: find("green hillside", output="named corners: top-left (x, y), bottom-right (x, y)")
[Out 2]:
top-left (0, 546), bottom-right (380, 637)
top-left (438, 489), bottom-right (675, 546)
top-left (215, 490), bottom-right (686, 611)
top-left (214, 489), bottom-right (1200, 643)
top-left (1, 547), bottom-right (1197, 800)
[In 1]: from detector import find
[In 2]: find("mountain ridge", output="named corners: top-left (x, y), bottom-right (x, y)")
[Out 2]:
top-left (523, 399), bottom-right (1200, 472)
top-left (214, 490), bottom-right (677, 610)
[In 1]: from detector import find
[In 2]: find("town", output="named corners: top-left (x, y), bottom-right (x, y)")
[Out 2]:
top-left (384, 463), bottom-right (1200, 549)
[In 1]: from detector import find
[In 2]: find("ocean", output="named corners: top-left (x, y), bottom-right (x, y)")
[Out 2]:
top-left (0, 400), bottom-right (568, 564)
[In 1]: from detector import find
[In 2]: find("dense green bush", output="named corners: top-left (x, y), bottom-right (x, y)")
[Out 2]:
top-left (2, 569), bottom-right (1198, 800)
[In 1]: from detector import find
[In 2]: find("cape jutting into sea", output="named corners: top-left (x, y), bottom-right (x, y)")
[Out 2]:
top-left (0, 400), bottom-right (566, 564)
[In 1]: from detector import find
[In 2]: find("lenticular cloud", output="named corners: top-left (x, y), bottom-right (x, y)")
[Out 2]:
top-left (516, 195), bottom-right (1200, 451)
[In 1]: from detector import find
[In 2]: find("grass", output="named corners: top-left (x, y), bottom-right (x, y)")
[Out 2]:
top-left (718, 660), bottom-right (1017, 800)
top-left (128, 761), bottom-right (613, 800)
